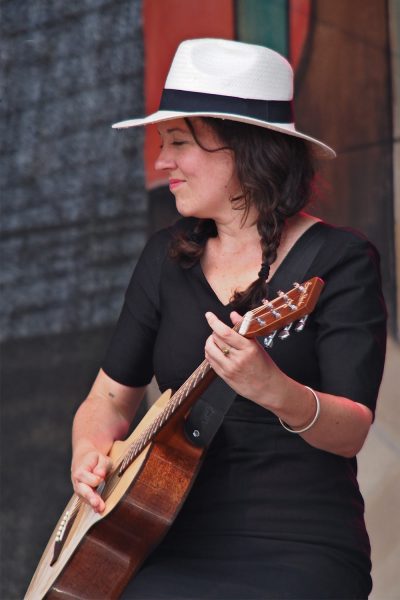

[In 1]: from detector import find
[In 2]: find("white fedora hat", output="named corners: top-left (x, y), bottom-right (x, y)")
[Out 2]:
top-left (113, 38), bottom-right (336, 159)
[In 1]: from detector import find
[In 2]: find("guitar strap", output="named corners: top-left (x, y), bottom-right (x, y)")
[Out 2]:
top-left (184, 222), bottom-right (328, 448)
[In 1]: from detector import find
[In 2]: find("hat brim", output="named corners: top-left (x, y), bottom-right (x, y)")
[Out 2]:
top-left (112, 110), bottom-right (336, 159)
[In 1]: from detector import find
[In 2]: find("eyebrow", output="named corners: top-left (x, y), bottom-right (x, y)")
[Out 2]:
top-left (158, 127), bottom-right (189, 135)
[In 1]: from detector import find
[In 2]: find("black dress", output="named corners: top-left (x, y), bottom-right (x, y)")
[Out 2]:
top-left (102, 221), bottom-right (386, 600)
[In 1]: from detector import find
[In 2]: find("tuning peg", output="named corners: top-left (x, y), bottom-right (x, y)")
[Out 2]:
top-left (293, 282), bottom-right (306, 292)
top-left (278, 322), bottom-right (293, 340)
top-left (295, 315), bottom-right (308, 332)
top-left (263, 330), bottom-right (277, 348)
top-left (262, 300), bottom-right (281, 319)
top-left (277, 291), bottom-right (297, 311)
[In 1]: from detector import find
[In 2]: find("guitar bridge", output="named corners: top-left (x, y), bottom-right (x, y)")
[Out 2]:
top-left (50, 503), bottom-right (78, 566)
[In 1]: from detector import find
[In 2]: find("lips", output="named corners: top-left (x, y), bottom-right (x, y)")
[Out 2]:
top-left (169, 179), bottom-right (185, 190)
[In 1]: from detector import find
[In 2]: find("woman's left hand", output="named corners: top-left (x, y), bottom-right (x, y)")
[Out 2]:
top-left (204, 311), bottom-right (282, 406)
top-left (205, 311), bottom-right (373, 458)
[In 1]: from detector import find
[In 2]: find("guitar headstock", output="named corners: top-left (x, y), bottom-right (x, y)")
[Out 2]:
top-left (238, 277), bottom-right (324, 340)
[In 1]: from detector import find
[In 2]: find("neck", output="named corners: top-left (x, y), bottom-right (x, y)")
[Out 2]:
top-left (213, 207), bottom-right (260, 250)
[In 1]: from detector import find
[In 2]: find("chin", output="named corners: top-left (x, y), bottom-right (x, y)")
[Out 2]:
top-left (175, 204), bottom-right (198, 218)
top-left (175, 199), bottom-right (213, 220)
top-left (176, 207), bottom-right (192, 218)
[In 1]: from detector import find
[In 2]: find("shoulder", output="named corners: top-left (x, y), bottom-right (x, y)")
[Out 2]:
top-left (316, 221), bottom-right (374, 245)
top-left (308, 221), bottom-right (384, 308)
top-left (310, 222), bottom-right (385, 318)
top-left (136, 218), bottom-right (196, 272)
top-left (145, 218), bottom-right (195, 249)
top-left (142, 217), bottom-right (198, 259)
top-left (315, 221), bottom-right (381, 267)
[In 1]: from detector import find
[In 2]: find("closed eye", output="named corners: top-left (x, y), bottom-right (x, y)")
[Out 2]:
top-left (159, 141), bottom-right (186, 149)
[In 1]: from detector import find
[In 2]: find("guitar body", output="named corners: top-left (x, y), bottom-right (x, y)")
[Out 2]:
top-left (25, 389), bottom-right (205, 600)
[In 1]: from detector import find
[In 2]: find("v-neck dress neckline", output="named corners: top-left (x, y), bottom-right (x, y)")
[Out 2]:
top-left (194, 221), bottom-right (323, 308)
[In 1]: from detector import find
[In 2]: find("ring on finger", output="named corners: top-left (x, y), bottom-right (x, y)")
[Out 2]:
top-left (221, 346), bottom-right (231, 357)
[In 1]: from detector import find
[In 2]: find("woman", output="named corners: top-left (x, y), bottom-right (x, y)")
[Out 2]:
top-left (71, 39), bottom-right (386, 598)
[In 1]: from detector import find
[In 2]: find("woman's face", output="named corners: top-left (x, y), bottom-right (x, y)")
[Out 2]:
top-left (155, 118), bottom-right (241, 220)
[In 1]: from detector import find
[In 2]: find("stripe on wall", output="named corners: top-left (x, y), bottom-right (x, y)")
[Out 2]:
top-left (143, 0), bottom-right (235, 189)
top-left (235, 0), bottom-right (289, 56)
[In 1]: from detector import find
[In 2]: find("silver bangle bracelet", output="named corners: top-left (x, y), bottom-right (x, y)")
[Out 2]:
top-left (279, 386), bottom-right (321, 434)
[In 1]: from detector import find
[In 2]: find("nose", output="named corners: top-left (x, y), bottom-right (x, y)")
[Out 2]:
top-left (154, 145), bottom-right (177, 172)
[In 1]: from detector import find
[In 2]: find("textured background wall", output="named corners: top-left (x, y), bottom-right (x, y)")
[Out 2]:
top-left (1, 1), bottom-right (147, 597)
top-left (1, 0), bottom-right (146, 342)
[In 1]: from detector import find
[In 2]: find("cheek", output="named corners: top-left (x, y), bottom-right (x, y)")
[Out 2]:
top-left (213, 151), bottom-right (236, 177)
top-left (212, 160), bottom-right (238, 192)
top-left (181, 149), bottom-right (237, 198)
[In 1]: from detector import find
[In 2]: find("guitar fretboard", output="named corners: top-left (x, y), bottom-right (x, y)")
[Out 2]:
top-left (118, 359), bottom-right (213, 475)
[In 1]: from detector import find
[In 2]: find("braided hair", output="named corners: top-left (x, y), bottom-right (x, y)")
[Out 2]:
top-left (168, 117), bottom-right (316, 312)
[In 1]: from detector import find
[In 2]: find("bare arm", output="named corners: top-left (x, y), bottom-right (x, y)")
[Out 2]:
top-left (71, 368), bottom-right (147, 512)
top-left (205, 311), bottom-right (373, 458)
top-left (257, 369), bottom-right (373, 458)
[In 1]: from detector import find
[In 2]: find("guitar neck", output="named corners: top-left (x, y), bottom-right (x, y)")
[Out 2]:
top-left (118, 359), bottom-right (216, 475)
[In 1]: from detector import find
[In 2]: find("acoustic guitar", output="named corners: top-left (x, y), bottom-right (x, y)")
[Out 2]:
top-left (25, 277), bottom-right (324, 600)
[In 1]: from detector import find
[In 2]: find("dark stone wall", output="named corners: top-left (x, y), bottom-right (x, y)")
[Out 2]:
top-left (1, 0), bottom-right (146, 341)
top-left (0, 1), bottom-right (146, 597)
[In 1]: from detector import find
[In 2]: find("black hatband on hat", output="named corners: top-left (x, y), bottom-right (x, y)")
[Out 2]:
top-left (159, 89), bottom-right (294, 123)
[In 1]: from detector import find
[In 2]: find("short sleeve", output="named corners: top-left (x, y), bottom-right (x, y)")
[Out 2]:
top-left (102, 229), bottom-right (170, 387)
top-left (314, 233), bottom-right (387, 413)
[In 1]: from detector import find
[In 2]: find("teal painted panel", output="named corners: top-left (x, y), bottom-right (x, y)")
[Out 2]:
top-left (236, 0), bottom-right (288, 56)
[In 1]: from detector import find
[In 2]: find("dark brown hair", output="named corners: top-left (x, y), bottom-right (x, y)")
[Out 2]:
top-left (169, 117), bottom-right (316, 312)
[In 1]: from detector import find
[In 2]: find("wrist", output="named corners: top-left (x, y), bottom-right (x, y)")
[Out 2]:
top-left (279, 386), bottom-right (320, 433)
top-left (275, 382), bottom-right (319, 430)
top-left (254, 370), bottom-right (293, 411)
top-left (72, 439), bottom-right (99, 464)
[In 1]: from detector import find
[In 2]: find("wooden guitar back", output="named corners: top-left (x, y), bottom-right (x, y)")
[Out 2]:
top-left (28, 391), bottom-right (204, 600)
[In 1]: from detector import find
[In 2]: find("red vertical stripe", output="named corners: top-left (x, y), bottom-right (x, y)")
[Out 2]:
top-left (289, 0), bottom-right (311, 71)
top-left (143, 0), bottom-right (235, 188)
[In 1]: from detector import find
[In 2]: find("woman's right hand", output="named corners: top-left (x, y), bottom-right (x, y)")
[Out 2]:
top-left (71, 369), bottom-right (147, 512)
top-left (71, 449), bottom-right (113, 513)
